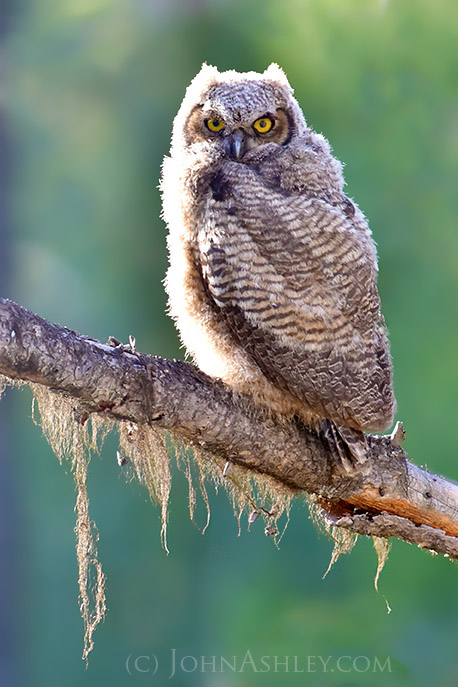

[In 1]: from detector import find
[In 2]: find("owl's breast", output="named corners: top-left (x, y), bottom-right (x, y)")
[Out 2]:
top-left (193, 158), bottom-right (246, 199)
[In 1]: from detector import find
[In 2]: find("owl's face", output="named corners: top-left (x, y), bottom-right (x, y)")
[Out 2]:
top-left (171, 63), bottom-right (308, 163)
top-left (184, 102), bottom-right (292, 161)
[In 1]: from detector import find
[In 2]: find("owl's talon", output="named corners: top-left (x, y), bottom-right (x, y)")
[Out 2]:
top-left (322, 420), bottom-right (367, 473)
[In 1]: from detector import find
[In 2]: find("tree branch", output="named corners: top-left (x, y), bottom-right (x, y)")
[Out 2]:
top-left (1, 296), bottom-right (458, 557)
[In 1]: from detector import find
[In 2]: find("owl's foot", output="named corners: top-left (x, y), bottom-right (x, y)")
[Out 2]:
top-left (320, 420), bottom-right (367, 473)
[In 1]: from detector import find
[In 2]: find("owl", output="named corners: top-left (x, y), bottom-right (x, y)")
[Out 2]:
top-left (161, 64), bottom-right (396, 457)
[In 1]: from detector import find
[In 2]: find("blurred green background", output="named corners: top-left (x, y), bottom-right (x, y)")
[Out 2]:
top-left (1, 0), bottom-right (458, 685)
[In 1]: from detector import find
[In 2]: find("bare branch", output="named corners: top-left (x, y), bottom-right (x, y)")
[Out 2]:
top-left (329, 512), bottom-right (458, 559)
top-left (1, 296), bottom-right (458, 557)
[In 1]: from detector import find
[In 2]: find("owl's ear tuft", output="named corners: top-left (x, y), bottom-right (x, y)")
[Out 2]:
top-left (198, 62), bottom-right (219, 76)
top-left (185, 63), bottom-right (221, 100)
top-left (194, 63), bottom-right (220, 83)
top-left (264, 63), bottom-right (291, 88)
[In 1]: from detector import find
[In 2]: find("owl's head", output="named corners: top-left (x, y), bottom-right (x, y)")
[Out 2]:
top-left (170, 64), bottom-right (308, 162)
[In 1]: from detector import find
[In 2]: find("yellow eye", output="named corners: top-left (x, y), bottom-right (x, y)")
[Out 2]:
top-left (253, 116), bottom-right (273, 133)
top-left (206, 118), bottom-right (225, 132)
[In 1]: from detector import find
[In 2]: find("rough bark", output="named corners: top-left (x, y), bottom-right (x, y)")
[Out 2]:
top-left (1, 297), bottom-right (458, 558)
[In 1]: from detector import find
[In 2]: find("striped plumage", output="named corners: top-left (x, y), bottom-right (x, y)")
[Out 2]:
top-left (161, 64), bottom-right (396, 436)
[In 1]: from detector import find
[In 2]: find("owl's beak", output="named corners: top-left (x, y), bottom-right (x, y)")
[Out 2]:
top-left (227, 129), bottom-right (245, 160)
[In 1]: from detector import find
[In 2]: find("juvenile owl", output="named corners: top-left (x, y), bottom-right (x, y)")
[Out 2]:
top-left (161, 64), bottom-right (396, 445)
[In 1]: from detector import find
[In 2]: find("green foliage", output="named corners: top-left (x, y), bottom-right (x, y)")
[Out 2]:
top-left (4, 1), bottom-right (458, 685)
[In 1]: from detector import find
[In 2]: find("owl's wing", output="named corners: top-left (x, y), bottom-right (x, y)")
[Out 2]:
top-left (199, 189), bottom-right (395, 432)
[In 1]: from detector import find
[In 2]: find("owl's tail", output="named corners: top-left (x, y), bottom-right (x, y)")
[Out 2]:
top-left (320, 420), bottom-right (367, 473)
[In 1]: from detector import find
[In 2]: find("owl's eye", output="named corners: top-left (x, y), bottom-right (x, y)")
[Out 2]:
top-left (253, 116), bottom-right (274, 134)
top-left (206, 118), bottom-right (226, 132)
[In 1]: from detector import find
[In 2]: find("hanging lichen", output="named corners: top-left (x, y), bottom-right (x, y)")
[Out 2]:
top-left (118, 420), bottom-right (172, 552)
top-left (6, 379), bottom-right (393, 661)
top-left (307, 494), bottom-right (393, 592)
top-left (322, 527), bottom-right (359, 578)
top-left (306, 495), bottom-right (358, 576)
top-left (185, 446), bottom-right (295, 544)
top-left (172, 438), bottom-right (212, 534)
top-left (0, 374), bottom-right (8, 398)
top-left (30, 384), bottom-right (110, 662)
